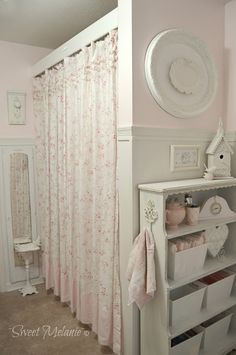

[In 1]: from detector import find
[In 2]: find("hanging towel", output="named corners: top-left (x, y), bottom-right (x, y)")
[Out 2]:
top-left (127, 228), bottom-right (156, 310)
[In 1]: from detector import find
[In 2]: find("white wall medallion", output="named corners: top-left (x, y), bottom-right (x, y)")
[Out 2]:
top-left (205, 225), bottom-right (228, 258)
top-left (145, 29), bottom-right (218, 118)
top-left (199, 195), bottom-right (236, 220)
top-left (170, 145), bottom-right (201, 172)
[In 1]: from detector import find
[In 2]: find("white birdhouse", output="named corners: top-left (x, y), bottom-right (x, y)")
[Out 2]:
top-left (206, 120), bottom-right (233, 178)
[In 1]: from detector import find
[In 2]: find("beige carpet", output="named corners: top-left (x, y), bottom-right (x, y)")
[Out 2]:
top-left (0, 284), bottom-right (113, 355)
top-left (1, 285), bottom-right (236, 355)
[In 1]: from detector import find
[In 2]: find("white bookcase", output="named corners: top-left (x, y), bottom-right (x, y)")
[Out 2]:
top-left (139, 178), bottom-right (236, 355)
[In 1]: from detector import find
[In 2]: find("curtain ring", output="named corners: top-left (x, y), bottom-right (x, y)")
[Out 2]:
top-left (90, 41), bottom-right (95, 54)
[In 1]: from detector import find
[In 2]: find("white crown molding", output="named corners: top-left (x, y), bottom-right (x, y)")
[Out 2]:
top-left (118, 126), bottom-right (236, 143)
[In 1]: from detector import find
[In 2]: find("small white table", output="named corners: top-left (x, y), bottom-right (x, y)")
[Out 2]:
top-left (14, 242), bottom-right (40, 296)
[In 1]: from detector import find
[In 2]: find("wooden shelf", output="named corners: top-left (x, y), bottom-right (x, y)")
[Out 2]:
top-left (170, 296), bottom-right (236, 339)
top-left (168, 254), bottom-right (236, 290)
top-left (166, 215), bottom-right (236, 239)
top-left (139, 178), bottom-right (236, 195)
top-left (199, 332), bottom-right (236, 355)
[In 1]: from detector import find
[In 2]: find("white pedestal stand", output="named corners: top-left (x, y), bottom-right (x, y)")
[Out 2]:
top-left (14, 242), bottom-right (40, 297)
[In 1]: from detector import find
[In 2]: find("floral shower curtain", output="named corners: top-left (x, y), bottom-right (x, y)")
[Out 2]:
top-left (33, 31), bottom-right (121, 353)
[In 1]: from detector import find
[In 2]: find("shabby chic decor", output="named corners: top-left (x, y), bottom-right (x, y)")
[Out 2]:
top-left (206, 120), bottom-right (233, 178)
top-left (170, 145), bottom-right (201, 172)
top-left (33, 31), bottom-right (121, 353)
top-left (145, 29), bottom-right (217, 118)
top-left (7, 92), bottom-right (26, 125)
top-left (14, 238), bottom-right (41, 296)
top-left (199, 195), bottom-right (236, 220)
top-left (205, 225), bottom-right (229, 258)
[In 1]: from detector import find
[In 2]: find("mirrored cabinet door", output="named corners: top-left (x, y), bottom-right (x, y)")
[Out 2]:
top-left (1, 145), bottom-right (40, 286)
top-left (10, 152), bottom-right (32, 243)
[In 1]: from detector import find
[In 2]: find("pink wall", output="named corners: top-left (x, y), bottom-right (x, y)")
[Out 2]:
top-left (119, 0), bottom-right (225, 130)
top-left (118, 1), bottom-right (133, 128)
top-left (0, 41), bottom-right (51, 138)
top-left (225, 0), bottom-right (236, 131)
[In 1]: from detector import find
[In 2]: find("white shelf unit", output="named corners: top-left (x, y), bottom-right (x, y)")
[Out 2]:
top-left (139, 178), bottom-right (236, 355)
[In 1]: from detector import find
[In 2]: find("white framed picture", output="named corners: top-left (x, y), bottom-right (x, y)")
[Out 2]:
top-left (170, 145), bottom-right (201, 172)
top-left (7, 92), bottom-right (26, 125)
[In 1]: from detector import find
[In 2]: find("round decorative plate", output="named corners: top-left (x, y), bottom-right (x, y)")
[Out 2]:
top-left (145, 29), bottom-right (218, 118)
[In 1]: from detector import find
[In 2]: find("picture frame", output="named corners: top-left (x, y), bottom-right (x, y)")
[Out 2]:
top-left (170, 145), bottom-right (201, 172)
top-left (7, 92), bottom-right (26, 125)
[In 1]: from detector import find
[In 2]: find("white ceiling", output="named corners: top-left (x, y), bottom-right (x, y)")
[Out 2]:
top-left (0, 0), bottom-right (117, 49)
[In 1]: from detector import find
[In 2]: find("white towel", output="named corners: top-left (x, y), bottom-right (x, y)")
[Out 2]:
top-left (126, 228), bottom-right (156, 310)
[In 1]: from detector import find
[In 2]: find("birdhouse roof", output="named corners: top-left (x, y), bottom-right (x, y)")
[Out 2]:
top-left (206, 121), bottom-right (234, 155)
top-left (206, 136), bottom-right (233, 155)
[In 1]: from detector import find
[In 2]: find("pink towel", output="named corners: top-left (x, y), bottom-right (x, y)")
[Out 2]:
top-left (127, 228), bottom-right (156, 310)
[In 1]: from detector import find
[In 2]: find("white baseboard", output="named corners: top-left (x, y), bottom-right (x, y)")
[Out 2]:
top-left (3, 277), bottom-right (44, 293)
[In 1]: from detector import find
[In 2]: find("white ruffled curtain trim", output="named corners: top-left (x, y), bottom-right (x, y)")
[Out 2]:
top-left (33, 30), bottom-right (121, 354)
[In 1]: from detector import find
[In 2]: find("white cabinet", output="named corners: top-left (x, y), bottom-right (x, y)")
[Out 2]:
top-left (139, 178), bottom-right (236, 355)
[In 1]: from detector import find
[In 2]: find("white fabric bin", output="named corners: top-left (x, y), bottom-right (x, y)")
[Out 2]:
top-left (168, 244), bottom-right (208, 280)
top-left (170, 283), bottom-right (206, 327)
top-left (170, 331), bottom-right (203, 355)
top-left (204, 271), bottom-right (235, 308)
top-left (201, 313), bottom-right (232, 352)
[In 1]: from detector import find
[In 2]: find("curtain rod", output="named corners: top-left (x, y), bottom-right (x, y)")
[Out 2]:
top-left (31, 8), bottom-right (118, 78)
top-left (34, 30), bottom-right (117, 77)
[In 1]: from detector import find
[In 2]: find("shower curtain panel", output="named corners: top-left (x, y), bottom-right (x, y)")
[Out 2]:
top-left (33, 31), bottom-right (121, 354)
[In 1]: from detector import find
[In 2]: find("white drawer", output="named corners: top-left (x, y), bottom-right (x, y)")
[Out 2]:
top-left (170, 331), bottom-right (203, 355)
top-left (168, 244), bottom-right (207, 280)
top-left (204, 272), bottom-right (235, 308)
top-left (200, 313), bottom-right (233, 352)
top-left (170, 283), bottom-right (206, 327)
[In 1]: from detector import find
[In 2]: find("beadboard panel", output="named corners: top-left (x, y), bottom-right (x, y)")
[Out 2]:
top-left (117, 126), bottom-right (236, 355)
top-left (117, 137), bottom-right (140, 355)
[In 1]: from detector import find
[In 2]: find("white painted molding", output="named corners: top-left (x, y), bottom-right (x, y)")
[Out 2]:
top-left (0, 138), bottom-right (35, 146)
top-left (226, 131), bottom-right (236, 142)
top-left (32, 8), bottom-right (118, 77)
top-left (117, 126), bottom-right (236, 143)
top-left (5, 277), bottom-right (44, 293)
